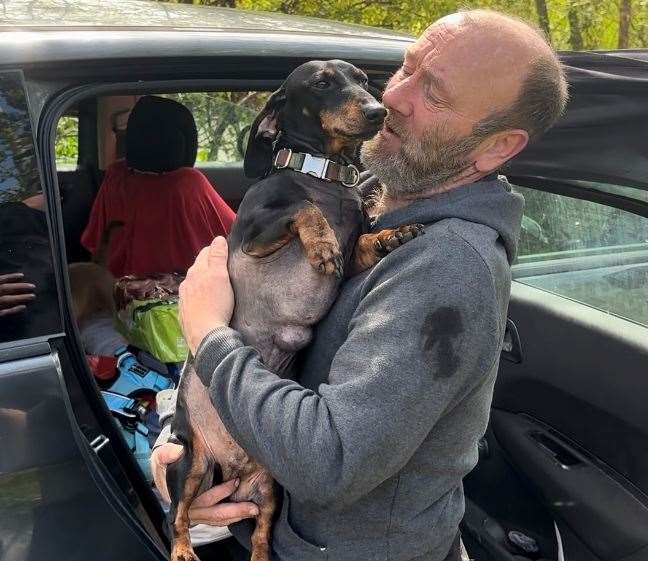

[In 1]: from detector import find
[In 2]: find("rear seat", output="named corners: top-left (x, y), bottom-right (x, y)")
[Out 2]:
top-left (58, 167), bottom-right (102, 262)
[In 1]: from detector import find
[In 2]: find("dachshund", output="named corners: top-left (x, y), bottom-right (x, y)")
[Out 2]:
top-left (168, 60), bottom-right (423, 561)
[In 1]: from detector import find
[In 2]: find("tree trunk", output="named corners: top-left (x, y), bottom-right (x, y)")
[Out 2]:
top-left (618, 0), bottom-right (632, 49)
top-left (280, 0), bottom-right (299, 14)
top-left (534, 0), bottom-right (551, 42)
top-left (568, 5), bottom-right (584, 51)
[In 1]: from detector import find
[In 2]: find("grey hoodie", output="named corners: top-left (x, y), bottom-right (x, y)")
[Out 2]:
top-left (179, 176), bottom-right (523, 561)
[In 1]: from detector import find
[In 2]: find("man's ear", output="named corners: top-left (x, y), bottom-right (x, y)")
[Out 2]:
top-left (244, 86), bottom-right (287, 178)
top-left (473, 129), bottom-right (529, 174)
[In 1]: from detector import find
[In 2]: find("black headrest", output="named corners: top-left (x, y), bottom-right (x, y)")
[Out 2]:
top-left (126, 96), bottom-right (198, 173)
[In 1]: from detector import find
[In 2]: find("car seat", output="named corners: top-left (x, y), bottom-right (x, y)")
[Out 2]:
top-left (126, 95), bottom-right (198, 173)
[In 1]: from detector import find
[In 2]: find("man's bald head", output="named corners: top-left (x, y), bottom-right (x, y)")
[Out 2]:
top-left (361, 9), bottom-right (568, 198)
top-left (441, 9), bottom-right (569, 141)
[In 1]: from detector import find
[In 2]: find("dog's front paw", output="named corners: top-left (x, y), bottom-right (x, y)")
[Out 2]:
top-left (307, 240), bottom-right (344, 278)
top-left (374, 223), bottom-right (425, 255)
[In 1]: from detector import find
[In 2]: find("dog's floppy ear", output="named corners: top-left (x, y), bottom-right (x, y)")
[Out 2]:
top-left (244, 86), bottom-right (287, 178)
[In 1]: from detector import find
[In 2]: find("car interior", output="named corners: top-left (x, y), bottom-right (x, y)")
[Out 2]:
top-left (48, 57), bottom-right (648, 561)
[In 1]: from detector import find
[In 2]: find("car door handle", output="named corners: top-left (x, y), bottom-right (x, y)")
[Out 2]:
top-left (529, 431), bottom-right (584, 469)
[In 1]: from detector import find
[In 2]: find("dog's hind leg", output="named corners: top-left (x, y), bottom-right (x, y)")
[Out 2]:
top-left (249, 472), bottom-right (277, 561)
top-left (167, 432), bottom-right (211, 561)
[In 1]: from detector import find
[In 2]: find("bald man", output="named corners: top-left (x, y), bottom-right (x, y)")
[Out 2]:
top-left (153, 10), bottom-right (568, 561)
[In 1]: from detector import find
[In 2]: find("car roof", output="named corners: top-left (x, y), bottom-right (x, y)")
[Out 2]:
top-left (0, 0), bottom-right (413, 68)
top-left (0, 0), bottom-right (412, 40)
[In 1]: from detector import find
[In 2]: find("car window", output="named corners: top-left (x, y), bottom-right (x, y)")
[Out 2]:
top-left (163, 91), bottom-right (270, 165)
top-left (0, 71), bottom-right (62, 343)
top-left (55, 113), bottom-right (79, 171)
top-left (513, 184), bottom-right (648, 328)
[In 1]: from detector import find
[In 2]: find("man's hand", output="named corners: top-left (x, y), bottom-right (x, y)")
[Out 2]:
top-left (151, 442), bottom-right (258, 526)
top-left (151, 442), bottom-right (185, 503)
top-left (179, 236), bottom-right (234, 355)
top-left (0, 273), bottom-right (36, 317)
top-left (189, 480), bottom-right (259, 526)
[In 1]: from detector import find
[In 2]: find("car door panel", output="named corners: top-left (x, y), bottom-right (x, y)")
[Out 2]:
top-left (464, 282), bottom-right (648, 561)
top-left (498, 282), bottom-right (648, 494)
top-left (0, 345), bottom-right (164, 561)
top-left (491, 410), bottom-right (648, 561)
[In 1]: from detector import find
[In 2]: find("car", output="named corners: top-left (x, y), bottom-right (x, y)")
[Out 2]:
top-left (1, 1), bottom-right (647, 560)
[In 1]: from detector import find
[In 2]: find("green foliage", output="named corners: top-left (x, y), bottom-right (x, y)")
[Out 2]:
top-left (163, 92), bottom-right (269, 163)
top-left (55, 116), bottom-right (79, 168)
top-left (163, 0), bottom-right (648, 49)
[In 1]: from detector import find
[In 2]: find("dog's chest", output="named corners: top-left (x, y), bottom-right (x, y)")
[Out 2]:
top-left (312, 185), bottom-right (363, 247)
top-left (226, 174), bottom-right (366, 372)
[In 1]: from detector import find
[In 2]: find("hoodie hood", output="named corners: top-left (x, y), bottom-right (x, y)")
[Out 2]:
top-left (372, 175), bottom-right (524, 264)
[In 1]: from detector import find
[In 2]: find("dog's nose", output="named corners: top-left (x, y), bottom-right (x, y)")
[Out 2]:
top-left (362, 104), bottom-right (387, 123)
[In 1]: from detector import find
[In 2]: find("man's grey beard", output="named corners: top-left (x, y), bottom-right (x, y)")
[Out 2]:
top-left (360, 119), bottom-right (485, 197)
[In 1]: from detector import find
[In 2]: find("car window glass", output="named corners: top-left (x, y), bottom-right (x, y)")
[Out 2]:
top-left (0, 71), bottom-right (61, 343)
top-left (163, 91), bottom-right (270, 165)
top-left (513, 184), bottom-right (648, 328)
top-left (55, 113), bottom-right (79, 171)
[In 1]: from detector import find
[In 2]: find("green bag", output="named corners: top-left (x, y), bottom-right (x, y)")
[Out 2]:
top-left (116, 298), bottom-right (188, 363)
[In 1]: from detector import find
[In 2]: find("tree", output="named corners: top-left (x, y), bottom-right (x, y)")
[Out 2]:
top-left (567, 3), bottom-right (584, 50)
top-left (534, 0), bottom-right (551, 40)
top-left (155, 0), bottom-right (648, 50)
top-left (618, 0), bottom-right (632, 48)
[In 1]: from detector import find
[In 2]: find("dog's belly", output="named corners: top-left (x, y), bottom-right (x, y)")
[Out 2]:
top-left (229, 240), bottom-right (339, 374)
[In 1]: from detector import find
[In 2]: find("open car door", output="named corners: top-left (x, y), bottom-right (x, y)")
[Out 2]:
top-left (462, 51), bottom-right (648, 561)
top-left (0, 70), bottom-right (168, 561)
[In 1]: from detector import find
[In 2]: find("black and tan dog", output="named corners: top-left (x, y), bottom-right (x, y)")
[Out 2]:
top-left (168, 60), bottom-right (423, 561)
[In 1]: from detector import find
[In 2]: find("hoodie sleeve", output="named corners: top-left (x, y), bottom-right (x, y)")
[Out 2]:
top-left (194, 231), bottom-right (502, 507)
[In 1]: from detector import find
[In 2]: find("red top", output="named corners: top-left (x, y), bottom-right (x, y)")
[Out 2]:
top-left (82, 160), bottom-right (235, 277)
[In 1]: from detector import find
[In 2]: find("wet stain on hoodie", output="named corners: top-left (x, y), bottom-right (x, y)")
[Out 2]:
top-left (422, 306), bottom-right (463, 377)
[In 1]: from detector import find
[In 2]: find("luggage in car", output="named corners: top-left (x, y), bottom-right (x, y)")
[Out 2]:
top-left (114, 273), bottom-right (188, 363)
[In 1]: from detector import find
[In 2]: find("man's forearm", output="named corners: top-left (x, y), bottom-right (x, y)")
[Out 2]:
top-left (194, 327), bottom-right (348, 506)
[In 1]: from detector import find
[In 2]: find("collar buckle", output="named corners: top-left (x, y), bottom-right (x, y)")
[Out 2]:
top-left (273, 148), bottom-right (292, 169)
top-left (272, 148), bottom-right (357, 187)
top-left (301, 153), bottom-right (330, 180)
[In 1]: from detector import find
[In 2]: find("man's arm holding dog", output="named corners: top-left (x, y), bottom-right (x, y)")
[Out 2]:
top-left (173, 235), bottom-right (502, 507)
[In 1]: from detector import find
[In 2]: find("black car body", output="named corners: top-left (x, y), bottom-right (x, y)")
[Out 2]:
top-left (1, 1), bottom-right (648, 560)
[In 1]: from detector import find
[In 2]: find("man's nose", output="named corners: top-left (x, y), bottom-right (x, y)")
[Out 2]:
top-left (382, 73), bottom-right (414, 117)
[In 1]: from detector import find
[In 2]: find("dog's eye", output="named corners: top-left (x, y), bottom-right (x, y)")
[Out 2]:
top-left (313, 80), bottom-right (330, 89)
